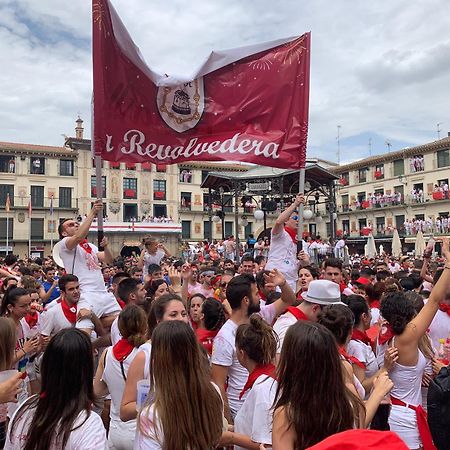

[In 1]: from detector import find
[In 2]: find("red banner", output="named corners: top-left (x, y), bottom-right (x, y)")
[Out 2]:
top-left (92, 0), bottom-right (310, 169)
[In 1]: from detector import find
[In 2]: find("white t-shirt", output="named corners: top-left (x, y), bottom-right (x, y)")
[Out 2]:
top-left (273, 311), bottom-right (297, 353)
top-left (110, 316), bottom-right (121, 346)
top-left (211, 320), bottom-right (249, 416)
top-left (40, 302), bottom-right (73, 336)
top-left (428, 309), bottom-right (450, 351)
top-left (234, 376), bottom-right (278, 450)
top-left (59, 238), bottom-right (106, 292)
top-left (134, 404), bottom-right (163, 450)
top-left (259, 303), bottom-right (277, 326)
top-left (265, 229), bottom-right (299, 291)
top-left (5, 401), bottom-right (107, 450)
top-left (143, 250), bottom-right (165, 277)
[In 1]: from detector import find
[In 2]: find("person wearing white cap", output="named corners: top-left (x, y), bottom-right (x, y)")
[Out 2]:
top-left (273, 280), bottom-right (345, 360)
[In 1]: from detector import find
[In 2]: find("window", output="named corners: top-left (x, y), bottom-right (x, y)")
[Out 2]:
top-left (123, 178), bottom-right (138, 199)
top-left (153, 204), bottom-right (167, 217)
top-left (30, 186), bottom-right (44, 207)
top-left (376, 217), bottom-right (385, 234)
top-left (225, 221), bottom-right (233, 238)
top-left (153, 180), bottom-right (166, 201)
top-left (90, 202), bottom-right (107, 217)
top-left (203, 193), bottom-right (211, 212)
top-left (0, 185), bottom-right (14, 207)
top-left (358, 218), bottom-right (367, 230)
top-left (182, 221), bottom-right (191, 239)
top-left (244, 222), bottom-right (252, 238)
top-left (223, 194), bottom-right (233, 213)
top-left (395, 215), bottom-right (405, 234)
top-left (393, 159), bottom-right (405, 176)
top-left (410, 155), bottom-right (424, 172)
top-left (0, 218), bottom-right (13, 241)
top-left (358, 168), bottom-right (367, 183)
top-left (180, 192), bottom-right (191, 210)
top-left (394, 185), bottom-right (404, 203)
top-left (201, 170), bottom-right (209, 183)
top-left (59, 187), bottom-right (72, 208)
top-left (60, 159), bottom-right (74, 176)
top-left (339, 172), bottom-right (349, 186)
top-left (30, 157), bottom-right (45, 175)
top-left (0, 155), bottom-right (15, 173)
top-left (341, 194), bottom-right (349, 212)
top-left (437, 150), bottom-right (450, 168)
top-left (204, 221), bottom-right (212, 241)
top-left (179, 168), bottom-right (193, 183)
top-left (123, 204), bottom-right (138, 222)
top-left (31, 218), bottom-right (44, 240)
top-left (92, 158), bottom-right (103, 168)
top-left (415, 214), bottom-right (425, 221)
top-left (91, 176), bottom-right (106, 197)
top-left (374, 164), bottom-right (384, 180)
top-left (342, 219), bottom-right (350, 235)
top-left (357, 192), bottom-right (366, 209)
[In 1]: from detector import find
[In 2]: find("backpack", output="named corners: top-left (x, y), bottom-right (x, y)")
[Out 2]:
top-left (427, 366), bottom-right (450, 450)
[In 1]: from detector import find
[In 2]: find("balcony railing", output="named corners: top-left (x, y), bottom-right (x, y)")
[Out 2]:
top-left (180, 202), bottom-right (191, 211)
top-left (0, 196), bottom-right (78, 210)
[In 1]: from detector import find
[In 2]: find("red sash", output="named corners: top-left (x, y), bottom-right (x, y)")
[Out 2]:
top-left (112, 338), bottom-right (134, 362)
top-left (287, 307), bottom-right (308, 321)
top-left (284, 226), bottom-right (298, 244)
top-left (339, 347), bottom-right (366, 369)
top-left (239, 363), bottom-right (276, 399)
top-left (378, 323), bottom-right (395, 346)
top-left (61, 299), bottom-right (77, 324)
top-left (438, 303), bottom-right (450, 317)
top-left (390, 396), bottom-right (436, 450)
top-left (79, 239), bottom-right (93, 254)
top-left (351, 328), bottom-right (372, 346)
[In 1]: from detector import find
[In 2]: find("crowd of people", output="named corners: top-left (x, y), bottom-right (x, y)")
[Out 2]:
top-left (0, 197), bottom-right (449, 449)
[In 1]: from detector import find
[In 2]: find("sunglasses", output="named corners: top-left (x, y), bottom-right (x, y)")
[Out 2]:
top-left (291, 215), bottom-right (299, 221)
top-left (220, 282), bottom-right (228, 288)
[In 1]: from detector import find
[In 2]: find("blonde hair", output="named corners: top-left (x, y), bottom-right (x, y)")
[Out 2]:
top-left (0, 317), bottom-right (17, 370)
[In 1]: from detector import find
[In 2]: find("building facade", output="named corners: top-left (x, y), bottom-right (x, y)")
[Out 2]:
top-left (333, 135), bottom-right (450, 251)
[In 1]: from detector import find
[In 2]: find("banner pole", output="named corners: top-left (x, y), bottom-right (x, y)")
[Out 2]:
top-left (5, 213), bottom-right (9, 255)
top-left (92, 105), bottom-right (104, 251)
top-left (297, 168), bottom-right (306, 251)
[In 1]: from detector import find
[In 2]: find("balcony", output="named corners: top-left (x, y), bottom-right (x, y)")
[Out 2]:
top-left (180, 202), bottom-right (192, 211)
top-left (0, 196), bottom-right (78, 210)
top-left (141, 162), bottom-right (152, 172)
top-left (125, 163), bottom-right (136, 170)
top-left (110, 162), bottom-right (121, 169)
top-left (123, 188), bottom-right (137, 199)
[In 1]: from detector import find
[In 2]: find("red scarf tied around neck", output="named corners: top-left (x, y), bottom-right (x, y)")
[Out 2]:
top-left (378, 322), bottom-right (395, 346)
top-left (339, 347), bottom-right (366, 369)
top-left (284, 226), bottom-right (298, 245)
top-left (60, 299), bottom-right (77, 324)
top-left (79, 239), bottom-right (93, 254)
top-left (439, 303), bottom-right (450, 317)
top-left (112, 338), bottom-right (134, 362)
top-left (287, 307), bottom-right (308, 321)
top-left (239, 363), bottom-right (277, 399)
top-left (351, 328), bottom-right (372, 346)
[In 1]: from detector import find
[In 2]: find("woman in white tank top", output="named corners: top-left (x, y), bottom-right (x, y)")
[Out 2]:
top-left (379, 238), bottom-right (450, 450)
top-left (94, 305), bottom-right (147, 450)
top-left (120, 294), bottom-right (188, 422)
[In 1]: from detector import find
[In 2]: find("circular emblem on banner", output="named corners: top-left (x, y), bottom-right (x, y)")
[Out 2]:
top-left (157, 78), bottom-right (205, 133)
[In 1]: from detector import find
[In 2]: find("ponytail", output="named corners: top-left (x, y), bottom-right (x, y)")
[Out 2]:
top-left (118, 305), bottom-right (147, 348)
top-left (236, 314), bottom-right (277, 365)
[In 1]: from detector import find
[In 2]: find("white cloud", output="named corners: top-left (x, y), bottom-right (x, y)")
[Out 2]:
top-left (0, 0), bottom-right (448, 161)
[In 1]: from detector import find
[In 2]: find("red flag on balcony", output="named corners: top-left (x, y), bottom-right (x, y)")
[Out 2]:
top-left (92, 0), bottom-right (310, 169)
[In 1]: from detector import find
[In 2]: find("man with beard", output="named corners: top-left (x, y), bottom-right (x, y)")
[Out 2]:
top-left (211, 273), bottom-right (290, 421)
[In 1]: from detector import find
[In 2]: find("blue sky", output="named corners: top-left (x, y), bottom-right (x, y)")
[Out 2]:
top-left (0, 0), bottom-right (448, 164)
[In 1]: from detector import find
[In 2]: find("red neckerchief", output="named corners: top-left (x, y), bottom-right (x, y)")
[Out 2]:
top-left (112, 338), bottom-right (134, 362)
top-left (287, 306), bottom-right (308, 321)
top-left (79, 239), bottom-right (93, 254)
top-left (239, 363), bottom-right (276, 399)
top-left (284, 226), bottom-right (298, 244)
top-left (25, 312), bottom-right (39, 329)
top-left (369, 299), bottom-right (380, 309)
top-left (439, 303), bottom-right (450, 317)
top-left (60, 299), bottom-right (77, 324)
top-left (117, 298), bottom-right (126, 309)
top-left (339, 281), bottom-right (347, 293)
top-left (378, 322), bottom-right (395, 345)
top-left (351, 328), bottom-right (372, 346)
top-left (258, 290), bottom-right (267, 302)
top-left (390, 397), bottom-right (437, 450)
top-left (339, 347), bottom-right (366, 369)
top-left (196, 328), bottom-right (218, 355)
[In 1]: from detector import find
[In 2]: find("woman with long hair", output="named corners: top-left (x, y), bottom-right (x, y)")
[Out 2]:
top-left (120, 294), bottom-right (188, 421)
top-left (297, 265), bottom-right (319, 295)
top-left (377, 239), bottom-right (450, 450)
top-left (5, 328), bottom-right (107, 449)
top-left (233, 314), bottom-right (278, 449)
top-left (273, 321), bottom-right (365, 449)
top-left (94, 305), bottom-right (147, 450)
top-left (136, 320), bottom-right (223, 449)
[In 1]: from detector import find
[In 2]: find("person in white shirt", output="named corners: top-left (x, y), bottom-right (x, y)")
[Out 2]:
top-left (135, 321), bottom-right (224, 450)
top-left (137, 238), bottom-right (171, 283)
top-left (57, 201), bottom-right (120, 333)
top-left (5, 328), bottom-right (107, 450)
top-left (266, 194), bottom-right (305, 291)
top-left (211, 272), bottom-right (295, 420)
top-left (94, 305), bottom-right (147, 450)
top-left (233, 314), bottom-right (278, 449)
